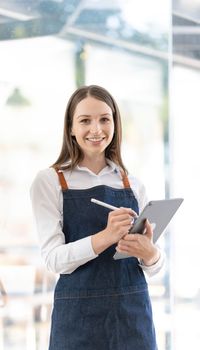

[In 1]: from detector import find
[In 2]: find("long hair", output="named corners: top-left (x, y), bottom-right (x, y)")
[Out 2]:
top-left (52, 85), bottom-right (127, 173)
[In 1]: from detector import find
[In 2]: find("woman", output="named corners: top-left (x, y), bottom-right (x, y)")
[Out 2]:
top-left (31, 85), bottom-right (164, 349)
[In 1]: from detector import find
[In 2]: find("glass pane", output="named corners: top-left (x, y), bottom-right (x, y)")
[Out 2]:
top-left (0, 1), bottom-right (170, 349)
top-left (172, 2), bottom-right (200, 348)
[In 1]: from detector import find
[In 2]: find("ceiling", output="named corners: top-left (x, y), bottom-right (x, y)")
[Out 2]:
top-left (0, 0), bottom-right (200, 67)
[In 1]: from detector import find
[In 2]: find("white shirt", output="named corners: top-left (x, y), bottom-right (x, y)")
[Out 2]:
top-left (30, 160), bottom-right (165, 276)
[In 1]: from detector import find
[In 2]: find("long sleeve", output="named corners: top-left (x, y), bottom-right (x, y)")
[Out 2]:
top-left (138, 248), bottom-right (165, 277)
top-left (30, 169), bottom-right (98, 274)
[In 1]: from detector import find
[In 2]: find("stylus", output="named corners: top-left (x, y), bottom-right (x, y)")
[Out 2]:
top-left (91, 198), bottom-right (119, 211)
top-left (91, 198), bottom-right (136, 224)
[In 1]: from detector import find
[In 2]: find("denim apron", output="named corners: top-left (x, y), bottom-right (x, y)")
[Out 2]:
top-left (49, 169), bottom-right (157, 350)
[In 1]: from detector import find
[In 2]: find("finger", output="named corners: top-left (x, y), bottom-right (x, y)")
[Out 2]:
top-left (117, 242), bottom-right (130, 250)
top-left (144, 219), bottom-right (153, 239)
top-left (116, 241), bottom-right (138, 255)
top-left (110, 211), bottom-right (133, 221)
top-left (118, 237), bottom-right (137, 248)
top-left (115, 245), bottom-right (130, 254)
top-left (119, 207), bottom-right (137, 216)
top-left (117, 213), bottom-right (134, 221)
top-left (120, 222), bottom-right (134, 230)
top-left (121, 234), bottom-right (139, 241)
top-left (110, 213), bottom-right (134, 224)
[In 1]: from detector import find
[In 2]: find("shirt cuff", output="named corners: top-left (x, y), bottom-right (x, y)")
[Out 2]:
top-left (85, 235), bottom-right (99, 258)
top-left (138, 248), bottom-right (165, 277)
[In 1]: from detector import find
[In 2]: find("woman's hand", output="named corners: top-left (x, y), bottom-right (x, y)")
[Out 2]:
top-left (104, 208), bottom-right (136, 244)
top-left (91, 208), bottom-right (136, 254)
top-left (116, 219), bottom-right (160, 266)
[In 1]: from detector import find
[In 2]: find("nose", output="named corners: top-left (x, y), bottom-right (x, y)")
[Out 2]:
top-left (90, 121), bottom-right (101, 134)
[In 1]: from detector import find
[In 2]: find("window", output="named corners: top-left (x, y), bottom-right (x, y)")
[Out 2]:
top-left (1, 1), bottom-right (199, 349)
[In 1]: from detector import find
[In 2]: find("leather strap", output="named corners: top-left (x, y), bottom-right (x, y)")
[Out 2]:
top-left (120, 170), bottom-right (131, 189)
top-left (54, 167), bottom-right (68, 190)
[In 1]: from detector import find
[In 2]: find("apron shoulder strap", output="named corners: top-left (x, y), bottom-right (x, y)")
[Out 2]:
top-left (120, 170), bottom-right (131, 189)
top-left (52, 167), bottom-right (68, 190)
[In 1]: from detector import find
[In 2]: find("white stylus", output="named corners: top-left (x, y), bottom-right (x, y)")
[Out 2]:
top-left (91, 198), bottom-right (137, 225)
top-left (91, 198), bottom-right (119, 211)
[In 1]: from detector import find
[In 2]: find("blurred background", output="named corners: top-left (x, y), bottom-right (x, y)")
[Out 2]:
top-left (0, 0), bottom-right (200, 349)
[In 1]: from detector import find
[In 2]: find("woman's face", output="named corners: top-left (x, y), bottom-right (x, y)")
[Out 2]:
top-left (71, 96), bottom-right (114, 158)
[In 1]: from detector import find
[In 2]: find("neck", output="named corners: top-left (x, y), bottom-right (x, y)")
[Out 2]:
top-left (80, 155), bottom-right (107, 174)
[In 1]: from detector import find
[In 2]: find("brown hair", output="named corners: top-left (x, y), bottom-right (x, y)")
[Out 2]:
top-left (52, 85), bottom-right (127, 173)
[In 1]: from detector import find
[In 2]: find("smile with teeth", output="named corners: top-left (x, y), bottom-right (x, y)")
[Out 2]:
top-left (86, 137), bottom-right (105, 142)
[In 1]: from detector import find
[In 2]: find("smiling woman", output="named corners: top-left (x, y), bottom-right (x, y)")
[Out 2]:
top-left (52, 85), bottom-right (125, 173)
top-left (30, 84), bottom-right (164, 350)
top-left (1, 0), bottom-right (185, 349)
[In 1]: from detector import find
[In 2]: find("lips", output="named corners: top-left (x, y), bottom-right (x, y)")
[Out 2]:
top-left (86, 137), bottom-right (105, 142)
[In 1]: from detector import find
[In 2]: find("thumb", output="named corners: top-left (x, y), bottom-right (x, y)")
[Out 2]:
top-left (144, 219), bottom-right (153, 240)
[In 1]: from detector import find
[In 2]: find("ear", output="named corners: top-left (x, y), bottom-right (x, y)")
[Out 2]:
top-left (71, 129), bottom-right (75, 136)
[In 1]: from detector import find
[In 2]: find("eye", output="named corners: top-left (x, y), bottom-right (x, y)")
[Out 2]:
top-left (100, 117), bottom-right (110, 123)
top-left (80, 118), bottom-right (90, 124)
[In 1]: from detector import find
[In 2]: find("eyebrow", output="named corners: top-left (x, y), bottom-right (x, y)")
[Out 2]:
top-left (77, 113), bottom-right (112, 119)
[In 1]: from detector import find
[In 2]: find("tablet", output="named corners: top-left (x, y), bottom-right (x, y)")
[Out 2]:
top-left (113, 198), bottom-right (184, 260)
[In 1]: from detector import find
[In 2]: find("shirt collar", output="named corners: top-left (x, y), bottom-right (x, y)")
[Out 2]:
top-left (61, 159), bottom-right (120, 176)
top-left (105, 159), bottom-right (120, 174)
top-left (77, 159), bottom-right (119, 176)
